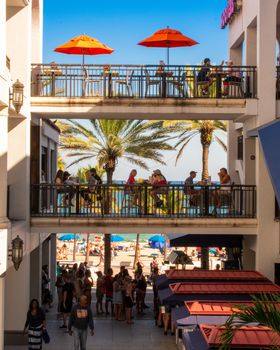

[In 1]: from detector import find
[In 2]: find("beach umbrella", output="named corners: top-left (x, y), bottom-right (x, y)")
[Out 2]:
top-left (54, 34), bottom-right (114, 65)
top-left (150, 241), bottom-right (165, 249)
top-left (110, 235), bottom-right (125, 242)
top-left (138, 27), bottom-right (198, 65)
top-left (209, 247), bottom-right (218, 254)
top-left (149, 235), bottom-right (165, 243)
top-left (58, 233), bottom-right (80, 241)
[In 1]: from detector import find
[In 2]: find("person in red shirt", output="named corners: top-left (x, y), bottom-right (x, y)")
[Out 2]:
top-left (124, 169), bottom-right (139, 206)
top-left (149, 169), bottom-right (168, 208)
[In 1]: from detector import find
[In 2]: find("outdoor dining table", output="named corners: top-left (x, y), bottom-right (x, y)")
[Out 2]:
top-left (155, 70), bottom-right (173, 98)
top-left (210, 70), bottom-right (227, 98)
top-left (42, 67), bottom-right (63, 96)
top-left (102, 70), bottom-right (120, 97)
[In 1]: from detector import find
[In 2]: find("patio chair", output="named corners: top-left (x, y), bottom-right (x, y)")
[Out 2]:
top-left (144, 69), bottom-right (161, 97)
top-left (121, 191), bottom-right (140, 215)
top-left (193, 70), bottom-right (210, 97)
top-left (114, 70), bottom-right (134, 97)
top-left (166, 72), bottom-right (189, 98)
top-left (82, 67), bottom-right (101, 96)
top-left (182, 186), bottom-right (202, 216)
top-left (226, 79), bottom-right (244, 97)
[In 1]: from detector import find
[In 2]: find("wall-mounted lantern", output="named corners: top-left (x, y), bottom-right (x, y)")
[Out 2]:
top-left (9, 235), bottom-right (24, 271)
top-left (11, 80), bottom-right (24, 114)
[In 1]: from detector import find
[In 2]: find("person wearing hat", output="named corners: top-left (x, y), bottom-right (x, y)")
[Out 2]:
top-left (184, 171), bottom-right (199, 206)
top-left (185, 171), bottom-right (197, 185)
top-left (149, 169), bottom-right (168, 208)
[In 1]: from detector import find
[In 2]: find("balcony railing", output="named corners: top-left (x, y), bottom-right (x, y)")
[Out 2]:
top-left (30, 183), bottom-right (256, 219)
top-left (31, 64), bottom-right (257, 99)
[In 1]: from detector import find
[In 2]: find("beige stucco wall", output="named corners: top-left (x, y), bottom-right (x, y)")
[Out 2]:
top-left (227, 0), bottom-right (280, 280)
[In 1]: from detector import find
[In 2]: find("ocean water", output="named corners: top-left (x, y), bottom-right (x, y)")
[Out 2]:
top-left (76, 233), bottom-right (156, 242)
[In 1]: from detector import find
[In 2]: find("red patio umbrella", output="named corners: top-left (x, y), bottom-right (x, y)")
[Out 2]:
top-left (138, 27), bottom-right (198, 65)
top-left (54, 34), bottom-right (114, 64)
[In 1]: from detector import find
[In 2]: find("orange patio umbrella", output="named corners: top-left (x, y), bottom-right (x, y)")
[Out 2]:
top-left (54, 34), bottom-right (114, 64)
top-left (138, 27), bottom-right (198, 65)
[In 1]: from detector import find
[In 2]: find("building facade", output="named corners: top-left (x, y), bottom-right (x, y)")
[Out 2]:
top-left (226, 0), bottom-right (280, 280)
top-left (0, 1), bottom-right (59, 347)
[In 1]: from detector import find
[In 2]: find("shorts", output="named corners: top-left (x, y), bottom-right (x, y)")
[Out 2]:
top-left (106, 295), bottom-right (113, 303)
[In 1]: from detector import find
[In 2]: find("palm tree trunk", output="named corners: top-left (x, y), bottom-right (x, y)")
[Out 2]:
top-left (163, 234), bottom-right (167, 261)
top-left (104, 233), bottom-right (111, 273)
top-left (104, 168), bottom-right (114, 273)
top-left (85, 233), bottom-right (90, 263)
top-left (201, 247), bottom-right (209, 269)
top-left (202, 144), bottom-right (210, 180)
top-left (133, 234), bottom-right (140, 269)
top-left (73, 233), bottom-right (76, 261)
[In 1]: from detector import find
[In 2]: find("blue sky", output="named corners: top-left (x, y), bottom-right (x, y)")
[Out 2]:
top-left (44, 0), bottom-right (228, 181)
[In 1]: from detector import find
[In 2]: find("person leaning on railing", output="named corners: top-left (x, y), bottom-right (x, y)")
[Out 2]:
top-left (223, 60), bottom-right (242, 96)
top-left (212, 167), bottom-right (231, 215)
top-left (148, 169), bottom-right (168, 208)
top-left (183, 170), bottom-right (200, 206)
top-left (124, 169), bottom-right (140, 206)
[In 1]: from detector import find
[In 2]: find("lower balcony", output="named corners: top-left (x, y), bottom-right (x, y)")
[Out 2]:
top-left (30, 183), bottom-right (256, 218)
top-left (30, 183), bottom-right (257, 234)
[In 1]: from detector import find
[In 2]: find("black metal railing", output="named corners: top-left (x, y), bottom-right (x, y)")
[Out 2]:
top-left (31, 64), bottom-right (257, 99)
top-left (30, 183), bottom-right (256, 219)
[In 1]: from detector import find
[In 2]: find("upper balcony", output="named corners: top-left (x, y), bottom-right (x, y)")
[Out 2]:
top-left (30, 183), bottom-right (257, 234)
top-left (30, 64), bottom-right (257, 121)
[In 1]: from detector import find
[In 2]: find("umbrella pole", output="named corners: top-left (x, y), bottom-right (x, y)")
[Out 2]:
top-left (73, 233), bottom-right (76, 261)
top-left (167, 47), bottom-right (169, 66)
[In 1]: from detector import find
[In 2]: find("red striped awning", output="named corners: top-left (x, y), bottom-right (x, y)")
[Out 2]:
top-left (200, 325), bottom-right (280, 347)
top-left (170, 282), bottom-right (280, 295)
top-left (165, 269), bottom-right (267, 281)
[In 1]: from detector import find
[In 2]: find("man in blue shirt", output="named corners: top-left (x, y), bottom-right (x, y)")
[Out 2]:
top-left (68, 295), bottom-right (94, 350)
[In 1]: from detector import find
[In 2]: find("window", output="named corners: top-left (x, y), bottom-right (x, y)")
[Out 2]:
top-left (237, 135), bottom-right (243, 160)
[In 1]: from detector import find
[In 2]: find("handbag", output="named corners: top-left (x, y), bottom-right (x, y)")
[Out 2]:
top-left (42, 329), bottom-right (50, 344)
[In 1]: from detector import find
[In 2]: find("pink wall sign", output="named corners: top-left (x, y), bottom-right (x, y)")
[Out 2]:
top-left (221, 0), bottom-right (242, 29)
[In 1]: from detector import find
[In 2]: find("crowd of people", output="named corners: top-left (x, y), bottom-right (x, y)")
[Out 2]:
top-left (52, 164), bottom-right (231, 213)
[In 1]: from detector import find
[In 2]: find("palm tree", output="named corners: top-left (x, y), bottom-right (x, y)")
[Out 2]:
top-left (57, 119), bottom-right (173, 183)
top-left (164, 120), bottom-right (227, 180)
top-left (219, 294), bottom-right (280, 350)
top-left (57, 154), bottom-right (65, 170)
top-left (57, 119), bottom-right (174, 272)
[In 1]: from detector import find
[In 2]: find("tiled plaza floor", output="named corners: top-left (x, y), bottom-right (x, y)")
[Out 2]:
top-left (5, 290), bottom-right (177, 350)
top-left (5, 318), bottom-right (177, 350)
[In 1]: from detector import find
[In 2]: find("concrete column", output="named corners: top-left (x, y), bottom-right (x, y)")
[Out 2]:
top-left (42, 237), bottom-right (50, 267)
top-left (8, 118), bottom-right (30, 220)
top-left (244, 138), bottom-right (256, 185)
top-left (4, 254), bottom-right (30, 340)
top-left (0, 276), bottom-right (5, 350)
top-left (0, 0), bottom-right (6, 72)
top-left (244, 26), bottom-right (257, 66)
top-left (30, 246), bottom-right (42, 302)
top-left (50, 234), bottom-right (57, 297)
top-left (230, 46), bottom-right (243, 65)
top-left (227, 121), bottom-right (240, 184)
top-left (255, 141), bottom-right (280, 280)
top-left (0, 116), bottom-right (8, 220)
top-left (254, 0), bottom-right (280, 280)
top-left (257, 0), bottom-right (278, 125)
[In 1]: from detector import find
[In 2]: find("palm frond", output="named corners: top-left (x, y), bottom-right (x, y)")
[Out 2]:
top-left (215, 136), bottom-right (228, 152)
